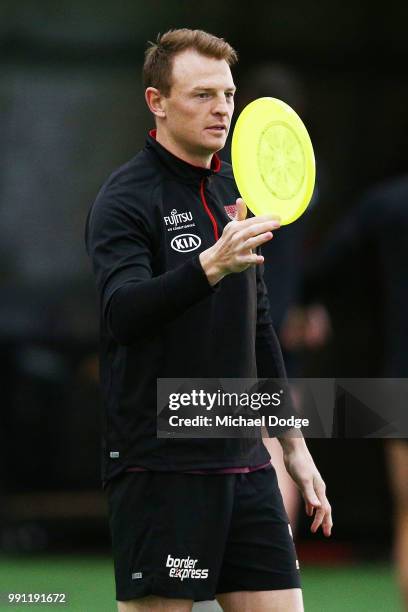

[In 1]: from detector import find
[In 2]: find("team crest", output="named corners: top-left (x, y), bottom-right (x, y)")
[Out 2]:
top-left (224, 204), bottom-right (237, 220)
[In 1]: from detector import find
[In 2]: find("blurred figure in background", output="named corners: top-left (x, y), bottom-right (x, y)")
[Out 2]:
top-left (304, 174), bottom-right (408, 609)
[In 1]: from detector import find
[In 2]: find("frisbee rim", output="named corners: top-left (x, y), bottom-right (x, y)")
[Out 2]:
top-left (231, 97), bottom-right (316, 225)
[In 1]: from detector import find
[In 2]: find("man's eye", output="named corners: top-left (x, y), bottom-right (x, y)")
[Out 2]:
top-left (197, 93), bottom-right (209, 99)
top-left (225, 92), bottom-right (234, 99)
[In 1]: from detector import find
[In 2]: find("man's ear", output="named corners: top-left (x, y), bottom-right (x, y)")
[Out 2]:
top-left (145, 87), bottom-right (166, 119)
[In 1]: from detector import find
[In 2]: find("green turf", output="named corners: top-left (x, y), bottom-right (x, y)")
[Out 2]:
top-left (0, 555), bottom-right (115, 612)
top-left (0, 555), bottom-right (403, 611)
top-left (301, 565), bottom-right (403, 612)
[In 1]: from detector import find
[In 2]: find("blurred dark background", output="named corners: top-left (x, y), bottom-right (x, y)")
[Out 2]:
top-left (1, 0), bottom-right (407, 559)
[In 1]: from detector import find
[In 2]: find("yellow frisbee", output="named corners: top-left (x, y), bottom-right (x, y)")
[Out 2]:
top-left (231, 97), bottom-right (316, 224)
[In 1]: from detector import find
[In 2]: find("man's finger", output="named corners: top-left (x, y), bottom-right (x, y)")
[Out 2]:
top-left (239, 213), bottom-right (281, 226)
top-left (236, 252), bottom-right (264, 265)
top-left (236, 198), bottom-right (247, 221)
top-left (311, 502), bottom-right (332, 535)
top-left (305, 501), bottom-right (314, 517)
top-left (302, 481), bottom-right (321, 510)
top-left (322, 511), bottom-right (333, 537)
top-left (319, 497), bottom-right (333, 537)
top-left (244, 232), bottom-right (273, 251)
top-left (310, 506), bottom-right (326, 533)
top-left (237, 219), bottom-right (281, 242)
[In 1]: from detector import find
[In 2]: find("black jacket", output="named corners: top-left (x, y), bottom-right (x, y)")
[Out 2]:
top-left (85, 132), bottom-right (287, 486)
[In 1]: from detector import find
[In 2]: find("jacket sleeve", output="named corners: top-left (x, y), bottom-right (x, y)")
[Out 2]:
top-left (255, 258), bottom-right (288, 379)
top-left (255, 257), bottom-right (296, 434)
top-left (85, 184), bottom-right (216, 345)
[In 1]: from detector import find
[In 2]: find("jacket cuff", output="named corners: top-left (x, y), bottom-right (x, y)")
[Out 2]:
top-left (162, 254), bottom-right (219, 309)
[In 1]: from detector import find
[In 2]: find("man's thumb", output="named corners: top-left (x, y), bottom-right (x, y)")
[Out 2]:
top-left (236, 198), bottom-right (247, 221)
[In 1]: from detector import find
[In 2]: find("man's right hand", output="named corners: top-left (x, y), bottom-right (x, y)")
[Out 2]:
top-left (199, 198), bottom-right (281, 286)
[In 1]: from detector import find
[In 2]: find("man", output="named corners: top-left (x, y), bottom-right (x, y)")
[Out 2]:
top-left (85, 29), bottom-right (332, 612)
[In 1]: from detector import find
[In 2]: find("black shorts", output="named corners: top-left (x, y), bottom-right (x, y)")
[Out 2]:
top-left (106, 465), bottom-right (301, 602)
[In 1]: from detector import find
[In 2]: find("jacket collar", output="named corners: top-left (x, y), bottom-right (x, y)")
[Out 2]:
top-left (145, 129), bottom-right (221, 182)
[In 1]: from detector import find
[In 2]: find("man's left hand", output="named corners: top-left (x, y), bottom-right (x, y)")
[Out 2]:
top-left (280, 437), bottom-right (333, 537)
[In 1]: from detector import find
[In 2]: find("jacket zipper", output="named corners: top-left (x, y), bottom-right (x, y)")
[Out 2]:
top-left (200, 178), bottom-right (219, 242)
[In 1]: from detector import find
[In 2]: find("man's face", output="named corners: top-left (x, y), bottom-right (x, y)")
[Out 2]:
top-left (161, 49), bottom-right (236, 158)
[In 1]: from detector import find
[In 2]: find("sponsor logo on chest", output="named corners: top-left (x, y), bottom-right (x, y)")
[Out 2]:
top-left (164, 208), bottom-right (195, 232)
top-left (170, 233), bottom-right (201, 253)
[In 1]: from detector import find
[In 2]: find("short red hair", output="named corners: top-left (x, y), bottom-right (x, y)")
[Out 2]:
top-left (143, 28), bottom-right (238, 96)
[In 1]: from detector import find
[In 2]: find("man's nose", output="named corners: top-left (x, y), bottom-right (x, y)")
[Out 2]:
top-left (212, 96), bottom-right (230, 116)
